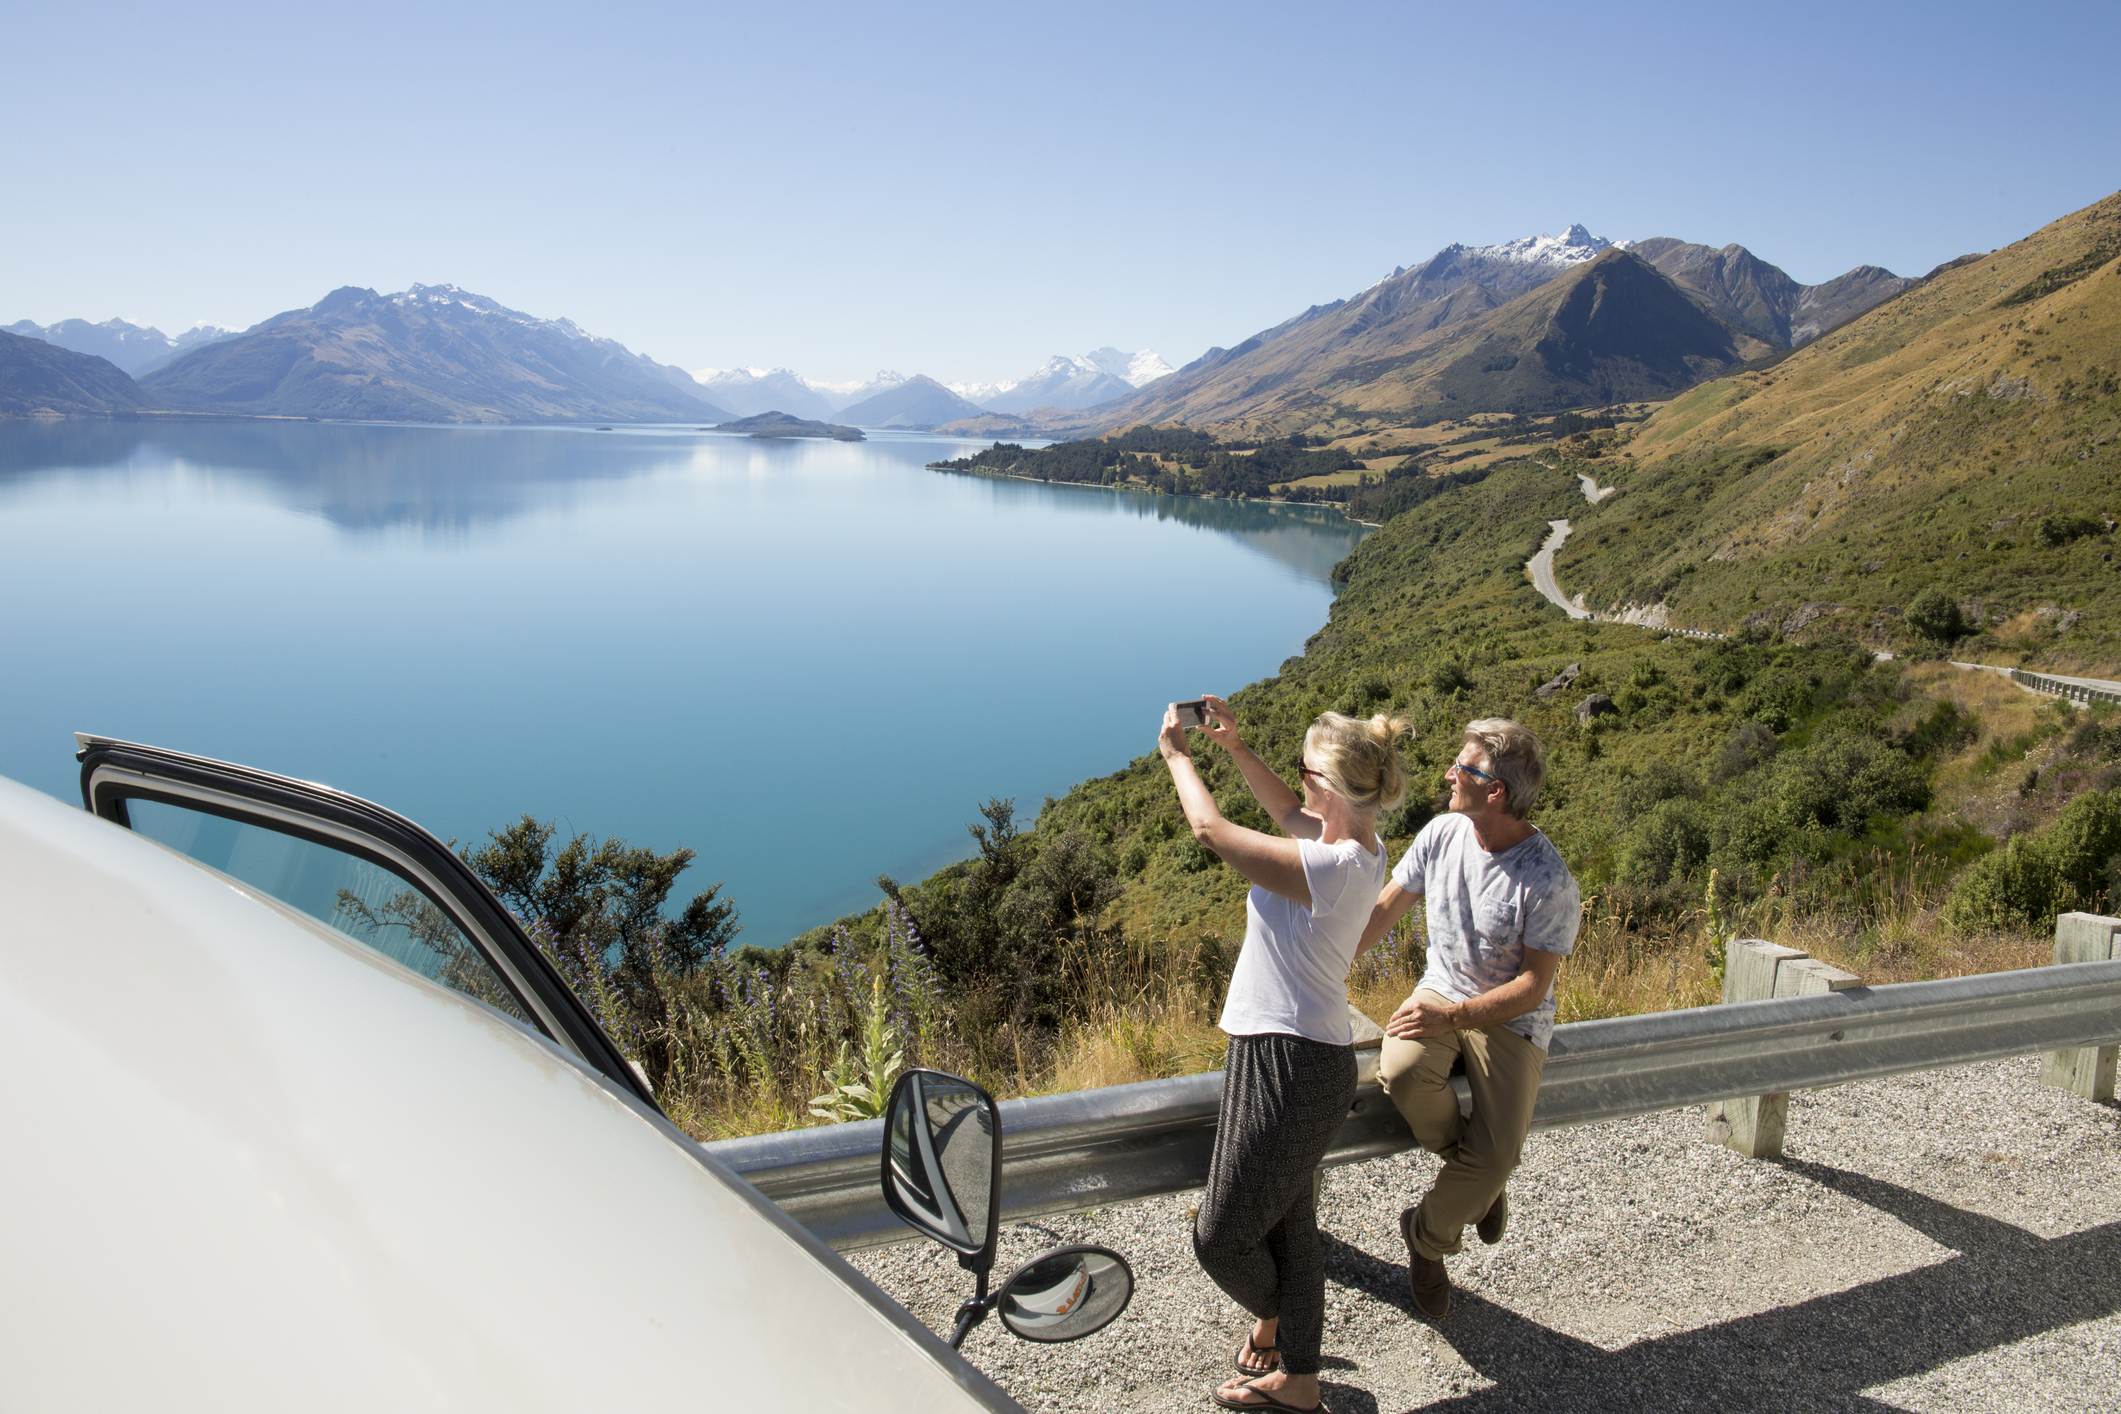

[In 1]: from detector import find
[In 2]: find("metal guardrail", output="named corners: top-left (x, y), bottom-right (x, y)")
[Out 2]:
top-left (2012, 668), bottom-right (2121, 706)
top-left (703, 960), bottom-right (2121, 1252)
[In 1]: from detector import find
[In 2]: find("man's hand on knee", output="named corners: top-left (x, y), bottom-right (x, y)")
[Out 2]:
top-left (1386, 993), bottom-right (1461, 1040)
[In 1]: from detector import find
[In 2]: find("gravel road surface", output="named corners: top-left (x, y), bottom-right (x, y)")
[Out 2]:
top-left (852, 1057), bottom-right (2121, 1413)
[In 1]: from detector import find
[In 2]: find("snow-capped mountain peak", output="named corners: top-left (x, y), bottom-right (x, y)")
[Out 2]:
top-left (1467, 224), bottom-right (1614, 268)
top-left (1082, 346), bottom-right (1174, 389)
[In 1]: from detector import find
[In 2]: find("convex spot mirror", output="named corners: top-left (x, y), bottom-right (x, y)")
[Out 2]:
top-left (882, 1069), bottom-right (1132, 1347)
top-left (996, 1244), bottom-right (1134, 1343)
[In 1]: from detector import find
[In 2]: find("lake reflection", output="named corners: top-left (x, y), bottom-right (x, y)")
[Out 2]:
top-left (0, 418), bottom-right (1366, 946)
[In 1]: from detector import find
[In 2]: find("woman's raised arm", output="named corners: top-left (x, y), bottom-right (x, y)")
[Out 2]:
top-left (1196, 693), bottom-right (1317, 840)
top-left (1160, 703), bottom-right (1310, 906)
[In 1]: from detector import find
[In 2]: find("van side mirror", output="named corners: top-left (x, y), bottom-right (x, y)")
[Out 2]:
top-left (882, 1068), bottom-right (1000, 1271)
top-left (881, 1069), bottom-right (1133, 1349)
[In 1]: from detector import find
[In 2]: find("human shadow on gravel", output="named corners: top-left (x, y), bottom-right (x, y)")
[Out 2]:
top-left (1317, 1164), bottom-right (2121, 1413)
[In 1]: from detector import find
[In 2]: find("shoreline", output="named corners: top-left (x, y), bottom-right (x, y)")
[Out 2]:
top-left (928, 459), bottom-right (1374, 528)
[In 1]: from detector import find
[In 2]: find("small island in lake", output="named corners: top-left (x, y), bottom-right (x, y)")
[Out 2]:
top-left (713, 410), bottom-right (864, 441)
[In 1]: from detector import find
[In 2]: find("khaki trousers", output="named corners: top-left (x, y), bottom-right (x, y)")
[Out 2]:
top-left (1377, 989), bottom-right (1546, 1260)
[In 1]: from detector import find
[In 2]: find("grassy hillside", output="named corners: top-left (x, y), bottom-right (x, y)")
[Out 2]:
top-left (1550, 189), bottom-right (2121, 674)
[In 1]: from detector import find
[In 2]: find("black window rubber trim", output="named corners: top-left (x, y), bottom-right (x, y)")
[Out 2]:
top-left (76, 737), bottom-right (660, 1112)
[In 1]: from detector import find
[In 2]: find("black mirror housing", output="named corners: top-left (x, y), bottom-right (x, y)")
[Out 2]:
top-left (881, 1069), bottom-right (1002, 1272)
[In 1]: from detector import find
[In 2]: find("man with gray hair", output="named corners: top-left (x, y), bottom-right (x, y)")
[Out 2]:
top-left (1356, 717), bottom-right (1579, 1319)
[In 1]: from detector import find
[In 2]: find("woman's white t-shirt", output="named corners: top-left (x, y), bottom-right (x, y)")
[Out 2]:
top-left (1218, 834), bottom-right (1389, 1045)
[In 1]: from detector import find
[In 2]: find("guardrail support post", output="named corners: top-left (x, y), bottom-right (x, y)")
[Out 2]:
top-left (1704, 940), bottom-right (1861, 1158)
top-left (2041, 912), bottom-right (2120, 1102)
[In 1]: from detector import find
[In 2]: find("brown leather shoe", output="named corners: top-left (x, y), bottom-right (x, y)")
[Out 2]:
top-left (1400, 1206), bottom-right (1450, 1318)
top-left (1476, 1189), bottom-right (1508, 1246)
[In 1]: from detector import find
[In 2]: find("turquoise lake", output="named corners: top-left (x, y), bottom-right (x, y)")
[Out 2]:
top-left (0, 419), bottom-right (1368, 946)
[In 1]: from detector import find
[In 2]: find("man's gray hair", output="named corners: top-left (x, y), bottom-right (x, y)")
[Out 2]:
top-left (1464, 717), bottom-right (1546, 819)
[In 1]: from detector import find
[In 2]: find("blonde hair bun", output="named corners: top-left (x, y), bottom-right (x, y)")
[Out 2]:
top-left (1304, 711), bottom-right (1414, 814)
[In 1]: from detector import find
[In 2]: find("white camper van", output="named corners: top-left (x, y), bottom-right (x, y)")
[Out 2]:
top-left (0, 737), bottom-right (1022, 1412)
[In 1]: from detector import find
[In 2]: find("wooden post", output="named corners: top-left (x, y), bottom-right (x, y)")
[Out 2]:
top-left (2040, 912), bottom-right (2120, 1102)
top-left (1703, 941), bottom-right (1859, 1158)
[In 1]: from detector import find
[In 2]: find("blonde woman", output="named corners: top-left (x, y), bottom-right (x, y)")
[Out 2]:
top-left (1158, 694), bottom-right (1411, 1414)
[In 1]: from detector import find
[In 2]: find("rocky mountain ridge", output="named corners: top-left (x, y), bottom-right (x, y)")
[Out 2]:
top-left (137, 285), bottom-right (731, 423)
top-left (1076, 225), bottom-right (1916, 435)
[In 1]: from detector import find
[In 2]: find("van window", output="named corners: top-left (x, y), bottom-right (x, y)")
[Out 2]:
top-left (127, 797), bottom-right (532, 1025)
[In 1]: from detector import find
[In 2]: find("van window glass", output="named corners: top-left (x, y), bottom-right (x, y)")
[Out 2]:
top-left (126, 797), bottom-right (532, 1025)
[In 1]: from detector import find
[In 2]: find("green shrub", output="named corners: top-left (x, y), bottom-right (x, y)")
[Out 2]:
top-left (1617, 797), bottom-right (1714, 886)
top-left (1616, 759), bottom-right (1703, 825)
top-left (1770, 732), bottom-right (1931, 833)
top-left (2041, 788), bottom-right (2121, 903)
top-left (1946, 788), bottom-right (2121, 927)
top-left (2036, 512), bottom-right (2102, 548)
top-left (1946, 836), bottom-right (2068, 930)
top-left (1904, 586), bottom-right (1966, 642)
top-left (1711, 721), bottom-right (1779, 783)
top-left (1427, 660), bottom-right (1472, 696)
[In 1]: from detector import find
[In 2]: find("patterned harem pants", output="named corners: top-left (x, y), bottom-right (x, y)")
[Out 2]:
top-left (1192, 1031), bottom-right (1358, 1377)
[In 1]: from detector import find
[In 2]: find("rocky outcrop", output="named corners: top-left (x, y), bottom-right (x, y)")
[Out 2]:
top-left (1535, 663), bottom-right (1582, 699)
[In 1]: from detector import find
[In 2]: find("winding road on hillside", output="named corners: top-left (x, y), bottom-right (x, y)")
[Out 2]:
top-left (1524, 464), bottom-right (1616, 621)
top-left (1527, 519), bottom-right (1591, 620)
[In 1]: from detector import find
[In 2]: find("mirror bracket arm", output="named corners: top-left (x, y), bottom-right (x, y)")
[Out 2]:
top-left (947, 1291), bottom-right (993, 1351)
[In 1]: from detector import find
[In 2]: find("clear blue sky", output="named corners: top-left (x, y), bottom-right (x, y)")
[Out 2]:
top-left (6, 0), bottom-right (2116, 385)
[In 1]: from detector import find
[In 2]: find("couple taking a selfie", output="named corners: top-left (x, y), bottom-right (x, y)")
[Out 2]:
top-left (1158, 694), bottom-right (1579, 1414)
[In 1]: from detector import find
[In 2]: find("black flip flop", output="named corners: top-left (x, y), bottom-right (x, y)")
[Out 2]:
top-left (1209, 1377), bottom-right (1322, 1414)
top-left (1234, 1334), bottom-right (1280, 1376)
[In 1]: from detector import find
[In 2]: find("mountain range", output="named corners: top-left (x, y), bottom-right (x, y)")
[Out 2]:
top-left (1046, 224), bottom-right (1917, 437)
top-left (0, 225), bottom-right (1918, 431)
top-left (134, 284), bottom-right (733, 422)
top-left (689, 367), bottom-right (904, 421)
top-left (946, 348), bottom-right (1175, 414)
top-left (690, 347), bottom-right (1175, 425)
top-left (3, 317), bottom-right (237, 378)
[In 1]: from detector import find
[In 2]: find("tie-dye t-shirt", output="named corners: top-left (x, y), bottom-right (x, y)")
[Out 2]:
top-left (1392, 812), bottom-right (1580, 1050)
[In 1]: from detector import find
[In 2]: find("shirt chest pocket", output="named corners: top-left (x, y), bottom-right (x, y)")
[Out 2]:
top-left (1472, 891), bottom-right (1521, 944)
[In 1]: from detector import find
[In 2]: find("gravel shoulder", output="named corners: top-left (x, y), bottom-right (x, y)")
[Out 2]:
top-left (852, 1057), bottom-right (2121, 1413)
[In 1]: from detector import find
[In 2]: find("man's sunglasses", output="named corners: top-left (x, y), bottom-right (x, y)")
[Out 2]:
top-left (1447, 759), bottom-right (1499, 785)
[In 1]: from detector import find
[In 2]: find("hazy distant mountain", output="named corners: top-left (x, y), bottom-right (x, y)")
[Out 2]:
top-left (691, 366), bottom-right (843, 420)
top-left (139, 285), bottom-right (731, 423)
top-left (821, 370), bottom-right (907, 410)
top-left (949, 347), bottom-right (1173, 414)
top-left (0, 329), bottom-right (146, 416)
top-left (4, 317), bottom-right (236, 377)
top-left (1083, 346), bottom-right (1176, 388)
top-left (1082, 222), bottom-right (1906, 432)
top-left (837, 374), bottom-right (988, 429)
top-left (955, 356), bottom-right (1135, 415)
